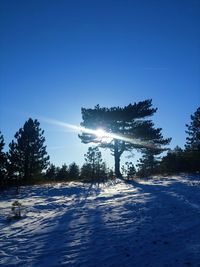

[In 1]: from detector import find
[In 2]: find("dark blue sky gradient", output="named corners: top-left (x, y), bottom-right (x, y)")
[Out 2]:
top-left (1, 0), bottom-right (200, 167)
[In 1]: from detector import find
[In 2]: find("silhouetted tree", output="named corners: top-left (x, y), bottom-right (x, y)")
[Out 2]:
top-left (108, 168), bottom-right (114, 179)
top-left (0, 132), bottom-right (7, 188)
top-left (185, 107), bottom-right (200, 151)
top-left (80, 163), bottom-right (93, 180)
top-left (185, 107), bottom-right (200, 172)
top-left (137, 148), bottom-right (160, 177)
top-left (8, 118), bottom-right (50, 184)
top-left (125, 162), bottom-right (136, 179)
top-left (79, 100), bottom-right (171, 177)
top-left (45, 163), bottom-right (57, 180)
top-left (56, 164), bottom-right (69, 180)
top-left (68, 162), bottom-right (79, 179)
top-left (159, 146), bottom-right (188, 174)
top-left (84, 146), bottom-right (106, 179)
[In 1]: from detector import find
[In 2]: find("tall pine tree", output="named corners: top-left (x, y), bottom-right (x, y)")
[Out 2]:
top-left (0, 132), bottom-right (7, 188)
top-left (68, 162), bottom-right (79, 180)
top-left (79, 100), bottom-right (171, 177)
top-left (185, 107), bottom-right (200, 151)
top-left (8, 118), bottom-right (50, 183)
top-left (185, 107), bottom-right (200, 172)
top-left (83, 146), bottom-right (107, 179)
top-left (137, 148), bottom-right (160, 177)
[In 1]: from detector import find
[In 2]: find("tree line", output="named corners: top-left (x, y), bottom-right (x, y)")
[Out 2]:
top-left (136, 106), bottom-right (200, 176)
top-left (79, 100), bottom-right (199, 177)
top-left (0, 119), bottom-right (114, 189)
top-left (0, 100), bottom-right (199, 190)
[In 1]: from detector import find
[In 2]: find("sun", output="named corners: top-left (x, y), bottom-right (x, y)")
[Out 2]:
top-left (95, 128), bottom-right (113, 143)
top-left (95, 128), bottom-right (106, 138)
top-left (43, 117), bottom-right (155, 148)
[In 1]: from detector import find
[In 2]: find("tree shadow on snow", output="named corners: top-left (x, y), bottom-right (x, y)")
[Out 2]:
top-left (2, 177), bottom-right (200, 267)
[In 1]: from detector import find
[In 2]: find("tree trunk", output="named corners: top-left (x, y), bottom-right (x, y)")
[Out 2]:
top-left (114, 154), bottom-right (122, 177)
top-left (114, 140), bottom-right (122, 178)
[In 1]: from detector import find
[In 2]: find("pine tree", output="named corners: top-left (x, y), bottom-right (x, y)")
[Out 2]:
top-left (159, 146), bottom-right (189, 174)
top-left (137, 148), bottom-right (160, 177)
top-left (0, 132), bottom-right (7, 188)
top-left (80, 163), bottom-right (93, 180)
top-left (56, 164), bottom-right (69, 180)
top-left (68, 162), bottom-right (79, 180)
top-left (45, 163), bottom-right (57, 180)
top-left (185, 107), bottom-right (200, 151)
top-left (185, 107), bottom-right (200, 172)
top-left (125, 162), bottom-right (136, 179)
top-left (8, 118), bottom-right (50, 183)
top-left (79, 100), bottom-right (171, 177)
top-left (84, 146), bottom-right (104, 179)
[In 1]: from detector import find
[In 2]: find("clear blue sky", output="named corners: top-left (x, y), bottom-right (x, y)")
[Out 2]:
top-left (0, 0), bottom-right (199, 168)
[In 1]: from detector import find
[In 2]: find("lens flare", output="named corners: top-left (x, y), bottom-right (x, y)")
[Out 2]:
top-left (41, 117), bottom-right (160, 149)
top-left (96, 128), bottom-right (106, 137)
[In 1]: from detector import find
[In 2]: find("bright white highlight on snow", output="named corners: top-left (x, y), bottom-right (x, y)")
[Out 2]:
top-left (1, 175), bottom-right (199, 267)
top-left (42, 117), bottom-right (158, 148)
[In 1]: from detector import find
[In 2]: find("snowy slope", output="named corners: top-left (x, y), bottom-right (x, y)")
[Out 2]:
top-left (0, 175), bottom-right (200, 267)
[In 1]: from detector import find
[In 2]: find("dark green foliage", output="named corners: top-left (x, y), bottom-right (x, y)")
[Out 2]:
top-left (80, 163), bottom-right (93, 180)
top-left (56, 164), bottom-right (69, 180)
top-left (68, 162), bottom-right (79, 179)
top-left (45, 164), bottom-right (57, 180)
top-left (185, 107), bottom-right (200, 172)
top-left (85, 147), bottom-right (102, 166)
top-left (137, 148), bottom-right (160, 177)
top-left (79, 100), bottom-right (171, 177)
top-left (108, 169), bottom-right (114, 179)
top-left (121, 162), bottom-right (136, 179)
top-left (159, 147), bottom-right (200, 175)
top-left (156, 108), bottom-right (200, 175)
top-left (80, 147), bottom-right (109, 180)
top-left (0, 132), bottom-right (7, 188)
top-left (83, 146), bottom-right (106, 178)
top-left (159, 147), bottom-right (186, 174)
top-left (81, 147), bottom-right (109, 180)
top-left (185, 107), bottom-right (200, 151)
top-left (126, 162), bottom-right (136, 178)
top-left (45, 163), bottom-right (79, 181)
top-left (7, 118), bottom-right (50, 184)
top-left (159, 108), bottom-right (200, 174)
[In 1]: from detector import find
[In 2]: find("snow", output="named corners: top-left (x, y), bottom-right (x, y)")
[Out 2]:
top-left (0, 174), bottom-right (200, 267)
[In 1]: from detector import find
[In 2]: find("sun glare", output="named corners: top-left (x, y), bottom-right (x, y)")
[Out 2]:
top-left (95, 128), bottom-right (113, 143)
top-left (95, 128), bottom-right (106, 137)
top-left (42, 117), bottom-right (161, 149)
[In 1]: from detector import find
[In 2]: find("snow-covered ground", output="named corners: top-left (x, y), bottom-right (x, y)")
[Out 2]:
top-left (0, 174), bottom-right (200, 267)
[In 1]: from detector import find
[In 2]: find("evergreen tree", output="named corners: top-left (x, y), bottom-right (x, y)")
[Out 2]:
top-left (80, 163), bottom-right (93, 180)
top-left (8, 118), bottom-right (50, 183)
top-left (84, 146), bottom-right (104, 179)
top-left (68, 162), bottom-right (79, 179)
top-left (108, 168), bottom-right (114, 179)
top-left (137, 148), bottom-right (160, 177)
top-left (99, 162), bottom-right (108, 179)
top-left (185, 107), bottom-right (200, 172)
top-left (0, 132), bottom-right (7, 188)
top-left (185, 107), bottom-right (200, 151)
top-left (45, 163), bottom-right (57, 180)
top-left (79, 100), bottom-right (171, 177)
top-left (159, 146), bottom-right (188, 174)
top-left (56, 164), bottom-right (69, 180)
top-left (125, 162), bottom-right (136, 179)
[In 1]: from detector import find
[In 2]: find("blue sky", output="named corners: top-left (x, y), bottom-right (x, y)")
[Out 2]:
top-left (0, 0), bottom-right (199, 168)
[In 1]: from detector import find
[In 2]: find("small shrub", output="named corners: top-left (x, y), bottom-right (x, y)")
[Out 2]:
top-left (11, 201), bottom-right (22, 219)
